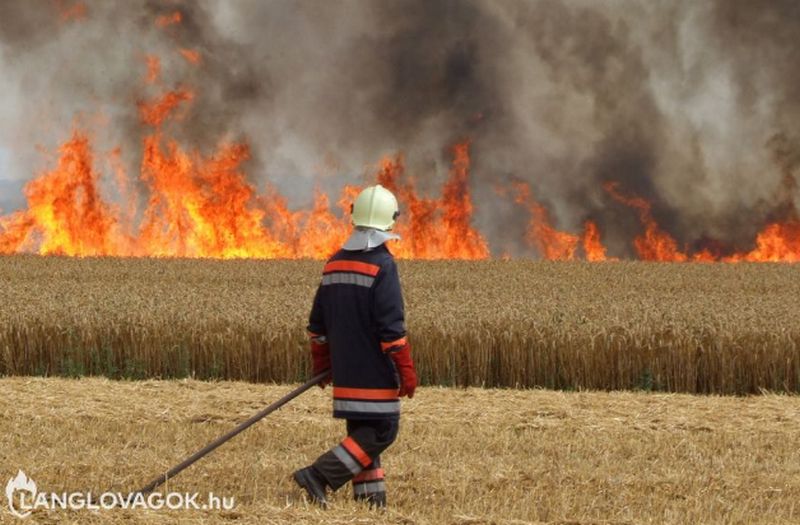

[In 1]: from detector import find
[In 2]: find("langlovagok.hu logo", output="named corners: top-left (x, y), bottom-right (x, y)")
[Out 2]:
top-left (5, 470), bottom-right (235, 519)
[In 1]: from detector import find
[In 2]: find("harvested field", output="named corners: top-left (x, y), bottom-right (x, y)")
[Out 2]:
top-left (0, 377), bottom-right (798, 524)
top-left (1, 255), bottom-right (800, 394)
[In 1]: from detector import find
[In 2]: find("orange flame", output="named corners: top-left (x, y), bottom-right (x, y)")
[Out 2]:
top-left (178, 49), bottom-right (202, 65)
top-left (0, 68), bottom-right (490, 260)
top-left (725, 221), bottom-right (800, 262)
top-left (374, 145), bottom-right (489, 259)
top-left (138, 88), bottom-right (194, 127)
top-left (57, 1), bottom-right (87, 23)
top-left (441, 142), bottom-right (491, 259)
top-left (0, 132), bottom-right (124, 256)
top-left (604, 181), bottom-right (688, 262)
top-left (0, 212), bottom-right (35, 254)
top-left (155, 11), bottom-right (182, 28)
top-left (582, 220), bottom-right (609, 262)
top-left (511, 181), bottom-right (579, 260)
top-left (507, 181), bottom-right (609, 261)
top-left (5, 47), bottom-right (800, 263)
top-left (144, 55), bottom-right (161, 85)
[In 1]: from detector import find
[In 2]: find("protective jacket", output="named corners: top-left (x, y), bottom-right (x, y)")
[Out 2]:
top-left (308, 244), bottom-right (406, 420)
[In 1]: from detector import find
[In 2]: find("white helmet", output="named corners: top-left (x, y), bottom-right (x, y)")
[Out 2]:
top-left (351, 184), bottom-right (399, 231)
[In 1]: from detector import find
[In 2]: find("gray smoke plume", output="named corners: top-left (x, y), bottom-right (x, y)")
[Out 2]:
top-left (0, 0), bottom-right (798, 257)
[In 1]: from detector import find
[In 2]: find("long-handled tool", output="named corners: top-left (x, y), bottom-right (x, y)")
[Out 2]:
top-left (134, 370), bottom-right (330, 495)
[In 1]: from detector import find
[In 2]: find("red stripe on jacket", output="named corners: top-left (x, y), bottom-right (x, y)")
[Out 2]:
top-left (333, 387), bottom-right (399, 400)
top-left (323, 260), bottom-right (381, 277)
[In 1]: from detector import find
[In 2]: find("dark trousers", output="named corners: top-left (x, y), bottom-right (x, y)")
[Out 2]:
top-left (312, 418), bottom-right (399, 497)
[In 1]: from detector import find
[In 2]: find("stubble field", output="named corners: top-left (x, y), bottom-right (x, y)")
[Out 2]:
top-left (1, 377), bottom-right (799, 524)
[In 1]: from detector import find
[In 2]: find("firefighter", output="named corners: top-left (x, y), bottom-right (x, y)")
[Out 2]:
top-left (293, 184), bottom-right (417, 509)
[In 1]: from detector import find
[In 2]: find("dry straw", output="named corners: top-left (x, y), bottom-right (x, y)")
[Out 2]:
top-left (1, 377), bottom-right (799, 523)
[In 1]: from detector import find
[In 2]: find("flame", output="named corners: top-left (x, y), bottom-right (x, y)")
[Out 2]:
top-left (155, 11), bottom-right (182, 28)
top-left (137, 136), bottom-right (283, 258)
top-left (295, 189), bottom-right (354, 259)
top-left (604, 181), bottom-right (688, 262)
top-left (441, 142), bottom-right (491, 259)
top-left (374, 154), bottom-right (436, 258)
top-left (582, 220), bottom-right (609, 262)
top-left (144, 55), bottom-right (161, 85)
top-left (4, 44), bottom-right (800, 262)
top-left (138, 88), bottom-right (194, 127)
top-left (507, 181), bottom-right (611, 261)
top-left (603, 181), bottom-right (800, 262)
top-left (0, 65), bottom-right (490, 259)
top-left (57, 1), bottom-right (87, 23)
top-left (691, 248), bottom-right (717, 262)
top-left (511, 181), bottom-right (579, 260)
top-left (374, 144), bottom-right (489, 259)
top-left (0, 212), bottom-right (35, 254)
top-left (0, 132), bottom-right (124, 256)
top-left (725, 221), bottom-right (800, 262)
top-left (179, 49), bottom-right (202, 65)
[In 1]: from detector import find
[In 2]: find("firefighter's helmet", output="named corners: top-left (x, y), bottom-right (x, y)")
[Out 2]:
top-left (351, 185), bottom-right (399, 231)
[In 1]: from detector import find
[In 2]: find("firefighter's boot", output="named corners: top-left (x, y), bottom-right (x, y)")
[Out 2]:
top-left (293, 467), bottom-right (328, 507)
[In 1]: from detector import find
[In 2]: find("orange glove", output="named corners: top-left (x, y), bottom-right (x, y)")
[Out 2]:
top-left (387, 341), bottom-right (417, 398)
top-left (310, 334), bottom-right (331, 388)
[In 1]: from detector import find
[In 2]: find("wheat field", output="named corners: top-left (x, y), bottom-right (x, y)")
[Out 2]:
top-left (0, 377), bottom-right (798, 524)
top-left (1, 255), bottom-right (800, 394)
top-left (0, 256), bottom-right (800, 394)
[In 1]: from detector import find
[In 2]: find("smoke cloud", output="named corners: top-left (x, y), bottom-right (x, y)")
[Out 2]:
top-left (0, 0), bottom-right (797, 256)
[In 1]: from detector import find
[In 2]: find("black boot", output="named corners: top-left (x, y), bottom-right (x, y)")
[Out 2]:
top-left (293, 467), bottom-right (328, 507)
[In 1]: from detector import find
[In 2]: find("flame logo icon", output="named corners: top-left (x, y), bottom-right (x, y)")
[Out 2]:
top-left (6, 470), bottom-right (37, 519)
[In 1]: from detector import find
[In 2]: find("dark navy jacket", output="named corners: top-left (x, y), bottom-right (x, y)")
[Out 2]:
top-left (308, 244), bottom-right (406, 420)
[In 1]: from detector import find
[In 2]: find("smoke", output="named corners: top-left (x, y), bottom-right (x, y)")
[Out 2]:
top-left (0, 0), bottom-right (798, 256)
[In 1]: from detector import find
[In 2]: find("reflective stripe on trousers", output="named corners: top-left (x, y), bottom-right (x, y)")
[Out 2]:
top-left (354, 480), bottom-right (386, 496)
top-left (332, 443), bottom-right (364, 475)
top-left (352, 466), bottom-right (386, 498)
top-left (311, 419), bottom-right (398, 491)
